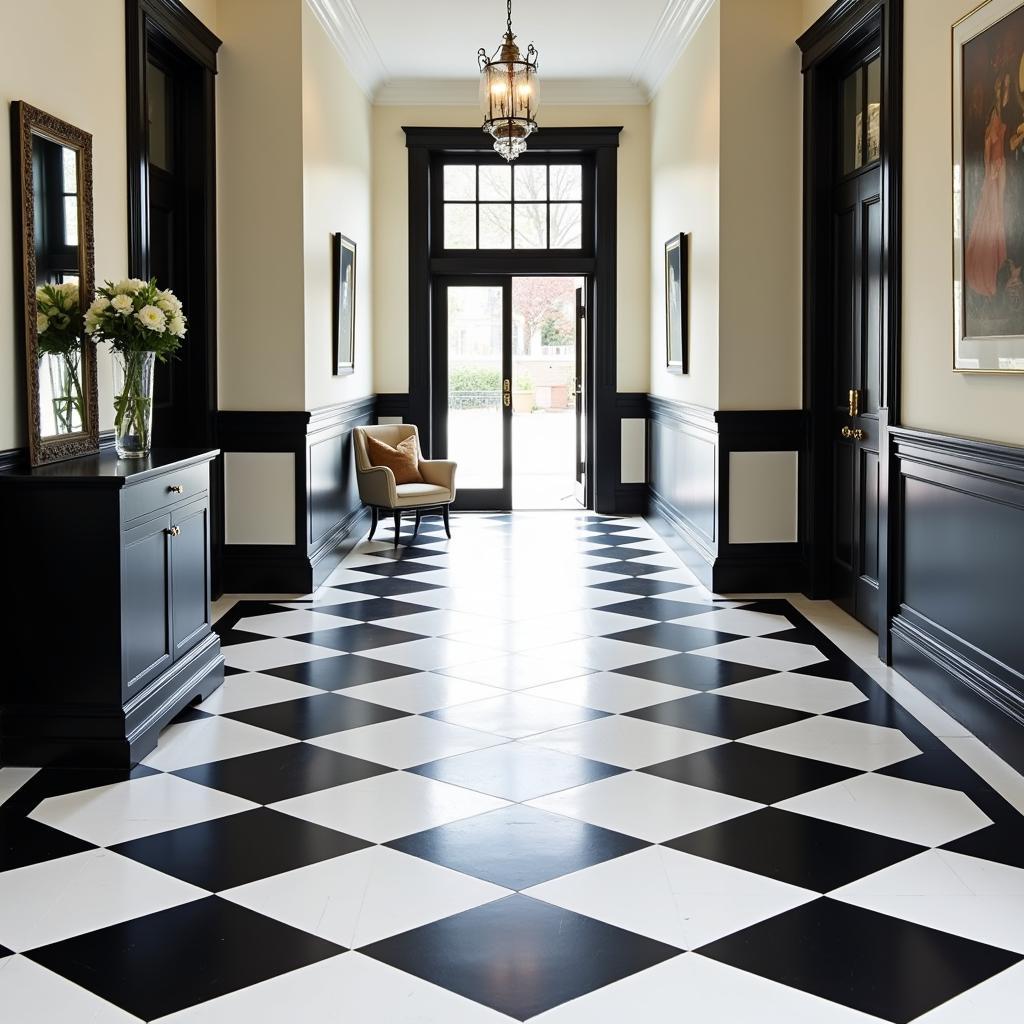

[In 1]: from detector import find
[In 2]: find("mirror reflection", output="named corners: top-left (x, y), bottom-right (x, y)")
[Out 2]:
top-left (32, 134), bottom-right (85, 440)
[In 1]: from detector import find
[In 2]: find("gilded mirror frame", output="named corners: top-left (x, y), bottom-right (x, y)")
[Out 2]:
top-left (12, 101), bottom-right (99, 465)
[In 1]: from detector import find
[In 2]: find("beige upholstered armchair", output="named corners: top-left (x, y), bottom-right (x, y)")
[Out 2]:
top-left (353, 424), bottom-right (457, 546)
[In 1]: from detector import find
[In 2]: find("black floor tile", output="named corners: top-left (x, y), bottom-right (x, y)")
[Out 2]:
top-left (174, 741), bottom-right (392, 803)
top-left (365, 546), bottom-right (441, 561)
top-left (608, 622), bottom-right (739, 653)
top-left (112, 807), bottom-right (369, 891)
top-left (668, 807), bottom-right (924, 892)
top-left (593, 561), bottom-right (672, 577)
top-left (363, 894), bottom-right (679, 1019)
top-left (265, 654), bottom-right (419, 690)
top-left (29, 897), bottom-right (345, 1021)
top-left (581, 545), bottom-right (662, 561)
top-left (0, 943), bottom-right (11, 959)
top-left (617, 652), bottom-right (769, 690)
top-left (828, 698), bottom-right (944, 750)
top-left (411, 742), bottom-right (623, 802)
top-left (628, 693), bottom-right (810, 739)
top-left (332, 578), bottom-right (442, 597)
top-left (350, 560), bottom-right (438, 578)
top-left (389, 803), bottom-right (647, 890)
top-left (225, 693), bottom-right (409, 740)
top-left (641, 741), bottom-right (857, 803)
top-left (943, 817), bottom-right (1024, 871)
top-left (216, 627), bottom-right (265, 648)
top-left (0, 812), bottom-right (94, 872)
top-left (584, 533), bottom-right (661, 548)
top-left (328, 598), bottom-right (434, 621)
top-left (224, 664), bottom-right (247, 676)
top-left (697, 898), bottom-right (1022, 1024)
top-left (592, 577), bottom-right (695, 596)
top-left (288, 623), bottom-right (425, 653)
top-left (601, 596), bottom-right (717, 621)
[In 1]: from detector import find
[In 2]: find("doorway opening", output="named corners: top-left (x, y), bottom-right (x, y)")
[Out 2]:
top-left (437, 276), bottom-right (587, 511)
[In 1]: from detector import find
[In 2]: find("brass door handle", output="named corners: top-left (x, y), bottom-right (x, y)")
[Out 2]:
top-left (168, 484), bottom-right (184, 494)
top-left (503, 394), bottom-right (511, 408)
top-left (166, 525), bottom-right (181, 537)
top-left (841, 426), bottom-right (866, 441)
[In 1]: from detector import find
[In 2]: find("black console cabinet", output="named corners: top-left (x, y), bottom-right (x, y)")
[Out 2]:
top-left (0, 449), bottom-right (223, 768)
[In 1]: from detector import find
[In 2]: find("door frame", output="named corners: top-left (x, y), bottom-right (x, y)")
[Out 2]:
top-left (125, 0), bottom-right (222, 591)
top-left (798, 0), bottom-right (903, 661)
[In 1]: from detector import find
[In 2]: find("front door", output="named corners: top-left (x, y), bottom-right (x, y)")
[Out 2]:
top-left (574, 286), bottom-right (587, 505)
top-left (830, 53), bottom-right (883, 630)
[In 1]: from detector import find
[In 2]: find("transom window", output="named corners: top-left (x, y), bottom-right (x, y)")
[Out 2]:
top-left (441, 161), bottom-right (585, 251)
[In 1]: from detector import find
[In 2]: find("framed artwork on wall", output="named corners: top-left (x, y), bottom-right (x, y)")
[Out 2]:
top-left (954, 0), bottom-right (1024, 372)
top-left (332, 233), bottom-right (356, 375)
top-left (664, 232), bottom-right (688, 373)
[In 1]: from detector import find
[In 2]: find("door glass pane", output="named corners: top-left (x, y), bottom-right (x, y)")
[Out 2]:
top-left (447, 286), bottom-right (504, 489)
top-left (444, 203), bottom-right (476, 249)
top-left (866, 57), bottom-right (881, 163)
top-left (444, 164), bottom-right (476, 200)
top-left (864, 196), bottom-right (882, 412)
top-left (147, 62), bottom-right (173, 172)
top-left (842, 67), bottom-right (863, 174)
top-left (479, 203), bottom-right (512, 248)
top-left (63, 195), bottom-right (78, 246)
top-left (550, 204), bottom-right (582, 249)
top-left (479, 164), bottom-right (511, 200)
top-left (515, 204), bottom-right (547, 248)
top-left (514, 164), bottom-right (547, 200)
top-left (550, 165), bottom-right (582, 200)
top-left (61, 147), bottom-right (77, 192)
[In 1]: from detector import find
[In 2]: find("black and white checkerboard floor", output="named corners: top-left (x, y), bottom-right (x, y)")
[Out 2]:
top-left (2, 512), bottom-right (1024, 1022)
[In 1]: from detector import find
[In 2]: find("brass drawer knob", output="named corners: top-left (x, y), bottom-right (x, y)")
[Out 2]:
top-left (168, 484), bottom-right (184, 494)
top-left (841, 425), bottom-right (866, 441)
top-left (166, 525), bottom-right (181, 537)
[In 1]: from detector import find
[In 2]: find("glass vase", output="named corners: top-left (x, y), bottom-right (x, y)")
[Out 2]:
top-left (112, 350), bottom-right (155, 458)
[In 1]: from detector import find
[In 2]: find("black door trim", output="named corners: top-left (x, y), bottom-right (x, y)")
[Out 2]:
top-left (798, 0), bottom-right (903, 659)
top-left (125, 0), bottom-right (222, 590)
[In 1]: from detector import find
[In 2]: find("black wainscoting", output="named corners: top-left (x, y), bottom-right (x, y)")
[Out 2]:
top-left (218, 397), bottom-right (375, 594)
top-left (889, 427), bottom-right (1024, 772)
top-left (375, 394), bottom-right (412, 423)
top-left (647, 397), bottom-right (806, 592)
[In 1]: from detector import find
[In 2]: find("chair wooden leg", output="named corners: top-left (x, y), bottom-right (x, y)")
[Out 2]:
top-left (442, 504), bottom-right (451, 539)
top-left (368, 506), bottom-right (378, 541)
top-left (413, 510), bottom-right (422, 538)
top-left (393, 509), bottom-right (402, 548)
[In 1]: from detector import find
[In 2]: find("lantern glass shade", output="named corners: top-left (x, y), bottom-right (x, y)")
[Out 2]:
top-left (478, 34), bottom-right (540, 161)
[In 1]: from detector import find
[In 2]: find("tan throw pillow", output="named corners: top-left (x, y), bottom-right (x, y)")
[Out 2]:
top-left (366, 434), bottom-right (424, 484)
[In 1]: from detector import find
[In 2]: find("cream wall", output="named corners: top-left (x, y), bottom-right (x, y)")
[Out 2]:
top-left (371, 103), bottom-right (651, 395)
top-left (301, 3), bottom-right (373, 410)
top-left (217, 0), bottom-right (305, 411)
top-left (648, 2), bottom-right (721, 408)
top-left (0, 0), bottom-right (127, 451)
top-left (901, 0), bottom-right (1023, 445)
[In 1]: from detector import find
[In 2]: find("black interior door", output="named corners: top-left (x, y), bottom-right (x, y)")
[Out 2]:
top-left (574, 286), bottom-right (587, 505)
top-left (830, 54), bottom-right (883, 630)
top-left (433, 277), bottom-right (512, 510)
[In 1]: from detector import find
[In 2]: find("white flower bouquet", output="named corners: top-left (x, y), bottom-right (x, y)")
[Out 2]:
top-left (86, 278), bottom-right (187, 457)
top-left (36, 282), bottom-right (86, 434)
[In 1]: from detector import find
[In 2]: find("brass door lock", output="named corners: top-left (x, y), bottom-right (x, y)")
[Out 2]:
top-left (841, 425), bottom-right (866, 441)
top-left (165, 525), bottom-right (181, 537)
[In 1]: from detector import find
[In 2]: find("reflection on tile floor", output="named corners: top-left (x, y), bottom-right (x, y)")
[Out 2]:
top-left (1, 512), bottom-right (1023, 1022)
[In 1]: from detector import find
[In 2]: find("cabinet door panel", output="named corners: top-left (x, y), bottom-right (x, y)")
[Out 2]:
top-left (123, 514), bottom-right (173, 693)
top-left (171, 498), bottom-right (211, 656)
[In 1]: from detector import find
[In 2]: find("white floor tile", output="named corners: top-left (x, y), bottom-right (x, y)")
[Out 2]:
top-left (526, 609), bottom-right (660, 638)
top-left (443, 621), bottom-right (588, 653)
top-left (525, 672), bottom-right (692, 714)
top-left (377, 609), bottom-right (501, 637)
top-left (524, 636), bottom-right (677, 672)
top-left (340, 672), bottom-right (502, 713)
top-left (777, 772), bottom-right (993, 847)
top-left (527, 771), bottom-right (760, 842)
top-left (154, 952), bottom-right (515, 1023)
top-left (832, 849), bottom-right (1024, 953)
top-left (0, 767), bottom-right (38, 809)
top-left (29, 774), bottom-right (256, 846)
top-left (740, 715), bottom-right (921, 771)
top-left (691, 636), bottom-right (827, 671)
top-left (308, 715), bottom-right (506, 768)
top-left (359, 638), bottom-right (501, 671)
top-left (715, 672), bottom-right (867, 715)
top-left (271, 771), bottom-right (508, 843)
top-left (670, 609), bottom-right (796, 637)
top-left (234, 609), bottom-right (360, 637)
top-left (531, 953), bottom-right (883, 1024)
top-left (142, 716), bottom-right (295, 772)
top-left (441, 655), bottom-right (594, 691)
top-left (0, 849), bottom-right (205, 951)
top-left (432, 693), bottom-right (607, 740)
top-left (197, 672), bottom-right (323, 715)
top-left (222, 638), bottom-right (343, 672)
top-left (525, 846), bottom-right (815, 950)
top-left (0, 956), bottom-right (144, 1024)
top-left (522, 714), bottom-right (727, 769)
top-left (223, 846), bottom-right (510, 948)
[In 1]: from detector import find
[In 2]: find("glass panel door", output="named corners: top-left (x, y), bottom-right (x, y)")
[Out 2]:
top-left (435, 279), bottom-right (512, 509)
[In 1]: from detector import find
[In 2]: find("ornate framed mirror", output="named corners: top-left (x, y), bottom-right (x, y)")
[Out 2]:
top-left (12, 101), bottom-right (99, 465)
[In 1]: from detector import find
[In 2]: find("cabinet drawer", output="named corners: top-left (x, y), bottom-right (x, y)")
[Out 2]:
top-left (122, 462), bottom-right (208, 523)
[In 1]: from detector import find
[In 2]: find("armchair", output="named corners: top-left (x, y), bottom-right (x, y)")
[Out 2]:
top-left (353, 423), bottom-right (457, 547)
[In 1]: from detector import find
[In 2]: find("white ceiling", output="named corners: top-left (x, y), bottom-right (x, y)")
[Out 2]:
top-left (306, 0), bottom-right (715, 104)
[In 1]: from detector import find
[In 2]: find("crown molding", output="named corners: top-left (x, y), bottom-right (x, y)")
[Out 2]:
top-left (631, 0), bottom-right (716, 98)
top-left (304, 0), bottom-right (387, 97)
top-left (374, 76), bottom-right (648, 107)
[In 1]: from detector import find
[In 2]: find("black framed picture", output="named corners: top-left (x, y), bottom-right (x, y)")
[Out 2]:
top-left (332, 233), bottom-right (356, 375)
top-left (665, 232), bottom-right (688, 373)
